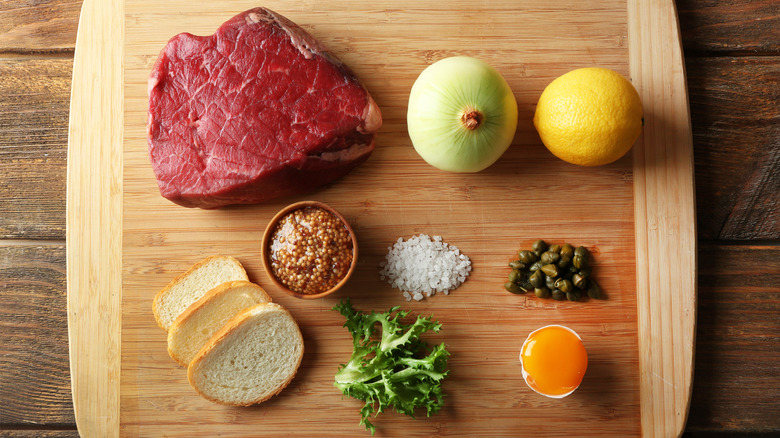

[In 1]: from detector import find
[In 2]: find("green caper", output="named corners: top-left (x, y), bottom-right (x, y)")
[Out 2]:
top-left (573, 254), bottom-right (589, 270)
top-left (540, 251), bottom-right (560, 265)
top-left (545, 274), bottom-right (556, 289)
top-left (572, 273), bottom-right (588, 289)
top-left (519, 276), bottom-right (534, 290)
top-left (532, 240), bottom-right (548, 256)
top-left (554, 278), bottom-right (574, 293)
top-left (587, 281), bottom-right (602, 299)
top-left (573, 246), bottom-right (590, 269)
top-left (518, 250), bottom-right (538, 265)
top-left (541, 264), bottom-right (559, 278)
top-left (574, 246), bottom-right (589, 258)
top-left (504, 281), bottom-right (523, 294)
top-left (507, 241), bottom-right (604, 302)
top-left (566, 290), bottom-right (582, 302)
top-left (529, 270), bottom-right (545, 288)
top-left (560, 243), bottom-right (575, 259)
top-left (534, 286), bottom-right (551, 299)
top-left (509, 260), bottom-right (525, 271)
top-left (557, 254), bottom-right (572, 268)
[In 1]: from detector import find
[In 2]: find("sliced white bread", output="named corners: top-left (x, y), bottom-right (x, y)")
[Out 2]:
top-left (187, 302), bottom-right (304, 406)
top-left (167, 281), bottom-right (272, 366)
top-left (152, 255), bottom-right (248, 331)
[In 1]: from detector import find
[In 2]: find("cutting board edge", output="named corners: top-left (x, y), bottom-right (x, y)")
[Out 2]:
top-left (64, 1), bottom-right (697, 436)
top-left (628, 0), bottom-right (697, 437)
top-left (66, 0), bottom-right (124, 436)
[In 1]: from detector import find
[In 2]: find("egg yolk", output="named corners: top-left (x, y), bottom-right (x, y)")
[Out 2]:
top-left (521, 325), bottom-right (588, 397)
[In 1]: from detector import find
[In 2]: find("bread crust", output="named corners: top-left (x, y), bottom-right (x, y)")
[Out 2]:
top-left (167, 280), bottom-right (272, 366)
top-left (152, 255), bottom-right (247, 330)
top-left (186, 302), bottom-right (304, 406)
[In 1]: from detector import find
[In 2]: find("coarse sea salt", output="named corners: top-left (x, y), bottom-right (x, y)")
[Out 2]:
top-left (379, 234), bottom-right (472, 301)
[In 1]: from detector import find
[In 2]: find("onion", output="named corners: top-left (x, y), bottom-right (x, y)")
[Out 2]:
top-left (407, 56), bottom-right (518, 172)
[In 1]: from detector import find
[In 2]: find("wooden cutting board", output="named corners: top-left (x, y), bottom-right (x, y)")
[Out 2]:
top-left (66, 0), bottom-right (696, 436)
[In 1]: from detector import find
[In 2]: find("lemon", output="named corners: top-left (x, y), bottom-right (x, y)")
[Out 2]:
top-left (533, 67), bottom-right (643, 166)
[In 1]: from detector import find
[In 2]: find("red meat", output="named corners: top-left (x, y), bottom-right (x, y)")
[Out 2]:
top-left (147, 8), bottom-right (381, 209)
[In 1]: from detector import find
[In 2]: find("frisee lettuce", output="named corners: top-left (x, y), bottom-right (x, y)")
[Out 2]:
top-left (333, 299), bottom-right (450, 434)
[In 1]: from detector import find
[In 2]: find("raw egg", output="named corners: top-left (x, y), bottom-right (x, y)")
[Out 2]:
top-left (520, 325), bottom-right (588, 398)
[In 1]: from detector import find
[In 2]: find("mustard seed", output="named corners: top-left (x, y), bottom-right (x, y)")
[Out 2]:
top-left (269, 206), bottom-right (353, 294)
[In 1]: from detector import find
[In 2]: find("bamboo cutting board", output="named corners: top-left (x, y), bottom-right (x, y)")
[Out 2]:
top-left (67, 0), bottom-right (696, 437)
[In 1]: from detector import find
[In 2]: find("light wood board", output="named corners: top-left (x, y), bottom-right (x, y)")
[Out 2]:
top-left (67, 0), bottom-right (696, 436)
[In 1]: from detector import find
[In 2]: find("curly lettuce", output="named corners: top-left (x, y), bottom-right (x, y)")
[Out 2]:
top-left (333, 299), bottom-right (450, 434)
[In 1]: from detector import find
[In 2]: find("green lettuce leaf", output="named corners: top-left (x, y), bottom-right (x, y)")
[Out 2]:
top-left (333, 299), bottom-right (450, 434)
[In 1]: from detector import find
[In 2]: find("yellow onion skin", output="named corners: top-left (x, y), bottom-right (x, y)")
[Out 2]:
top-left (407, 56), bottom-right (518, 172)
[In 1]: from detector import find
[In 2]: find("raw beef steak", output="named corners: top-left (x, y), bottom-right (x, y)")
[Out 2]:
top-left (147, 8), bottom-right (382, 209)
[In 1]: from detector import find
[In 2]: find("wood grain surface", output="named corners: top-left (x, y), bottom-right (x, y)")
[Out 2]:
top-left (0, 0), bottom-right (81, 53)
top-left (65, 0), bottom-right (123, 436)
top-left (628, 1), bottom-right (696, 435)
top-left (119, 1), bottom-right (641, 436)
top-left (0, 0), bottom-right (778, 436)
top-left (0, 58), bottom-right (69, 240)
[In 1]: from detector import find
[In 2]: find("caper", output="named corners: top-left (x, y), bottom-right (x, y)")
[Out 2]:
top-left (507, 241), bottom-right (604, 302)
top-left (541, 264), bottom-right (559, 278)
top-left (532, 240), bottom-right (548, 256)
top-left (587, 281), bottom-right (602, 299)
top-left (557, 254), bottom-right (572, 268)
top-left (573, 254), bottom-right (589, 270)
top-left (504, 281), bottom-right (523, 294)
top-left (554, 278), bottom-right (574, 293)
top-left (509, 260), bottom-right (525, 271)
top-left (518, 250), bottom-right (538, 265)
top-left (534, 286), bottom-right (551, 299)
top-left (540, 251), bottom-right (560, 265)
top-left (572, 273), bottom-right (588, 289)
top-left (573, 246), bottom-right (590, 269)
top-left (529, 270), bottom-right (545, 288)
top-left (560, 243), bottom-right (575, 259)
top-left (518, 276), bottom-right (534, 291)
top-left (545, 274), bottom-right (556, 290)
top-left (566, 290), bottom-right (582, 302)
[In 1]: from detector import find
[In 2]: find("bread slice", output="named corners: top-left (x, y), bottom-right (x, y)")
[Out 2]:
top-left (187, 302), bottom-right (304, 406)
top-left (167, 281), bottom-right (272, 366)
top-left (152, 255), bottom-right (248, 331)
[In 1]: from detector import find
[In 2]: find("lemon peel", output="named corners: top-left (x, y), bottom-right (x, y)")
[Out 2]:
top-left (533, 67), bottom-right (643, 166)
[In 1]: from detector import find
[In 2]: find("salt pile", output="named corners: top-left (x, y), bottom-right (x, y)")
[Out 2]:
top-left (378, 234), bottom-right (472, 301)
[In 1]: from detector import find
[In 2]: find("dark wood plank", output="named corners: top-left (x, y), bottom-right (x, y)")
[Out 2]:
top-left (0, 58), bottom-right (70, 240)
top-left (0, 0), bottom-right (81, 53)
top-left (687, 56), bottom-right (780, 241)
top-left (2, 0), bottom-right (777, 55)
top-left (0, 244), bottom-right (74, 426)
top-left (677, 0), bottom-right (780, 54)
top-left (0, 431), bottom-right (78, 437)
top-left (687, 244), bottom-right (780, 433)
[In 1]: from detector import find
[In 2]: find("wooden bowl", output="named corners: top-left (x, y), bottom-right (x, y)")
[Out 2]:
top-left (261, 201), bottom-right (358, 299)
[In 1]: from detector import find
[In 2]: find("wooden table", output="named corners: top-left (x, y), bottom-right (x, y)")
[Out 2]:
top-left (0, 1), bottom-right (777, 436)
